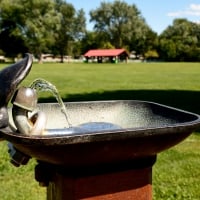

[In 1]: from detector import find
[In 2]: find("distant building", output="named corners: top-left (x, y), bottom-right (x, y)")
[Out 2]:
top-left (0, 55), bottom-right (5, 63)
top-left (84, 49), bottom-right (129, 63)
top-left (41, 54), bottom-right (72, 63)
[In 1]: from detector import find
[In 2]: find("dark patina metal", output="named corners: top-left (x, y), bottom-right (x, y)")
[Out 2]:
top-left (0, 54), bottom-right (32, 129)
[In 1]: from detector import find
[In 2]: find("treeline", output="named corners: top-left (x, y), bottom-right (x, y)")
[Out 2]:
top-left (0, 0), bottom-right (200, 62)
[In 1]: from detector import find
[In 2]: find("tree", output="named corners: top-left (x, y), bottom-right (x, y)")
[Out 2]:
top-left (0, 20), bottom-right (28, 58)
top-left (0, 0), bottom-right (61, 61)
top-left (0, 1), bottom-right (28, 58)
top-left (130, 28), bottom-right (158, 57)
top-left (52, 0), bottom-right (86, 62)
top-left (144, 50), bottom-right (159, 61)
top-left (89, 0), bottom-right (151, 51)
top-left (158, 39), bottom-right (176, 61)
top-left (159, 18), bottom-right (200, 61)
top-left (73, 9), bottom-right (87, 41)
top-left (80, 31), bottom-right (100, 54)
top-left (80, 30), bottom-right (116, 55)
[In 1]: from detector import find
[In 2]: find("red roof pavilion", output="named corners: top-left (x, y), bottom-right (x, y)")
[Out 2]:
top-left (84, 49), bottom-right (128, 57)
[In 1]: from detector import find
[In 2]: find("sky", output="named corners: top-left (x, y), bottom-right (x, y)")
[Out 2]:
top-left (67, 0), bottom-right (200, 34)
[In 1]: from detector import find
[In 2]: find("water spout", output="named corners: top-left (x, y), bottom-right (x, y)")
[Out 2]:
top-left (11, 87), bottom-right (47, 135)
top-left (29, 78), bottom-right (72, 127)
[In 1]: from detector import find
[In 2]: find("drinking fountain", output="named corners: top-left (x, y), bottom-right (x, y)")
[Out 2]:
top-left (0, 54), bottom-right (200, 200)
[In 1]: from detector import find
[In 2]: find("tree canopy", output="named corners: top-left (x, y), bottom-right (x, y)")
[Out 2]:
top-left (89, 1), bottom-right (154, 50)
top-left (159, 18), bottom-right (200, 61)
top-left (0, 0), bottom-right (86, 61)
top-left (52, 0), bottom-right (86, 62)
top-left (0, 0), bottom-right (61, 59)
top-left (0, 0), bottom-right (200, 62)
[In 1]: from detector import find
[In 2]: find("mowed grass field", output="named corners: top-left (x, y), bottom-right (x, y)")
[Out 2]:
top-left (0, 61), bottom-right (200, 199)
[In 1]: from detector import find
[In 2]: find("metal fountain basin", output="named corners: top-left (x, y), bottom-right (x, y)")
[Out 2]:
top-left (1, 100), bottom-right (200, 168)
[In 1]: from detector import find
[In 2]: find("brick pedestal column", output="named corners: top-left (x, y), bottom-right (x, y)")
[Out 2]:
top-left (36, 156), bottom-right (156, 200)
top-left (47, 167), bottom-right (152, 200)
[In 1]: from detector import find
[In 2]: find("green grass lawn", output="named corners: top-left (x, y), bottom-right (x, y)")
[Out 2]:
top-left (0, 61), bottom-right (200, 199)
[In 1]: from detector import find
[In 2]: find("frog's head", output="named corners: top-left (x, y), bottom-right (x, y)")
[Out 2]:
top-left (0, 54), bottom-right (33, 128)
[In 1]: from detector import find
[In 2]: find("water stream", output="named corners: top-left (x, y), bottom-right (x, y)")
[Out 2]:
top-left (29, 78), bottom-right (121, 135)
top-left (29, 78), bottom-right (72, 128)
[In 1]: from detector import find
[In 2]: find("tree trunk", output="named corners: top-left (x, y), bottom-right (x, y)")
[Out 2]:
top-left (38, 54), bottom-right (43, 64)
top-left (60, 54), bottom-right (64, 63)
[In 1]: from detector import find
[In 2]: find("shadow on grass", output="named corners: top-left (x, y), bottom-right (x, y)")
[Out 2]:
top-left (39, 89), bottom-right (200, 115)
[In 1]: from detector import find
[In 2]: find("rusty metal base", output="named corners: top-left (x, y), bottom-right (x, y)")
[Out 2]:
top-left (46, 166), bottom-right (153, 200)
